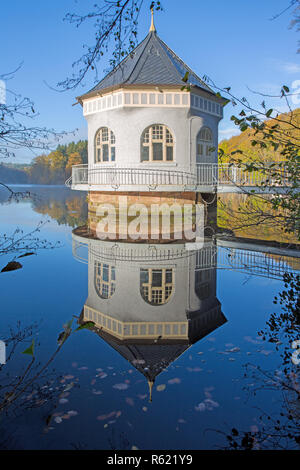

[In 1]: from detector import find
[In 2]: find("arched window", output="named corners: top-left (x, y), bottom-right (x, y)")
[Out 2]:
top-left (95, 127), bottom-right (116, 163)
top-left (141, 124), bottom-right (174, 162)
top-left (196, 127), bottom-right (213, 161)
top-left (140, 268), bottom-right (174, 305)
top-left (94, 262), bottom-right (116, 299)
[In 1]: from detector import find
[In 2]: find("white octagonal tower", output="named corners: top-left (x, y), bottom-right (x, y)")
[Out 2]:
top-left (69, 11), bottom-right (226, 200)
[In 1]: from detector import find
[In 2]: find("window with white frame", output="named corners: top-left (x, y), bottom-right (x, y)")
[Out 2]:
top-left (196, 127), bottom-right (213, 161)
top-left (94, 262), bottom-right (116, 299)
top-left (141, 124), bottom-right (174, 162)
top-left (95, 127), bottom-right (116, 163)
top-left (140, 268), bottom-right (174, 305)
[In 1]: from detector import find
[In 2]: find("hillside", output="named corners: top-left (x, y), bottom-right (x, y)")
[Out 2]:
top-left (219, 107), bottom-right (300, 162)
top-left (0, 140), bottom-right (87, 185)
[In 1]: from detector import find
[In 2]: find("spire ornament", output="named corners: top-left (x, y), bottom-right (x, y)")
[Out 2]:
top-left (149, 7), bottom-right (156, 33)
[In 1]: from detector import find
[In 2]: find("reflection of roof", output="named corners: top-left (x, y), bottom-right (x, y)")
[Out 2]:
top-left (86, 326), bottom-right (190, 402)
top-left (79, 302), bottom-right (227, 385)
top-left (78, 31), bottom-right (214, 100)
top-left (97, 331), bottom-right (190, 383)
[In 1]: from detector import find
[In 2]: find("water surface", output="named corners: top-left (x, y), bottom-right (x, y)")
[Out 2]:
top-left (0, 186), bottom-right (298, 450)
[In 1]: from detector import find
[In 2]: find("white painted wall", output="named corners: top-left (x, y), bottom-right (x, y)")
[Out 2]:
top-left (85, 239), bottom-right (219, 324)
top-left (85, 102), bottom-right (222, 172)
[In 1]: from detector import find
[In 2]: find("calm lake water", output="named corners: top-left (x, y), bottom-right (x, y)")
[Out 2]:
top-left (0, 186), bottom-right (299, 450)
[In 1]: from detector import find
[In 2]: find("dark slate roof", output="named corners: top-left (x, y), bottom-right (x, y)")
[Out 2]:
top-left (82, 31), bottom-right (213, 97)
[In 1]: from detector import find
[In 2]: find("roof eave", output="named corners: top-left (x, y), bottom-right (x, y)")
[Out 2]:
top-left (77, 83), bottom-right (227, 106)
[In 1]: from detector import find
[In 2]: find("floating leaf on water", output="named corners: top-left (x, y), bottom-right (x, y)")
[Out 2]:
top-left (125, 397), bottom-right (135, 407)
top-left (187, 367), bottom-right (202, 372)
top-left (244, 336), bottom-right (261, 345)
top-left (225, 347), bottom-right (240, 353)
top-left (142, 406), bottom-right (148, 412)
top-left (195, 403), bottom-right (206, 412)
top-left (156, 384), bottom-right (166, 392)
top-left (260, 350), bottom-right (273, 356)
top-left (138, 394), bottom-right (147, 400)
top-left (97, 411), bottom-right (117, 421)
top-left (168, 378), bottom-right (181, 385)
top-left (113, 383), bottom-right (129, 390)
top-left (97, 372), bottom-right (108, 379)
top-left (59, 398), bottom-right (68, 404)
top-left (63, 382), bottom-right (75, 393)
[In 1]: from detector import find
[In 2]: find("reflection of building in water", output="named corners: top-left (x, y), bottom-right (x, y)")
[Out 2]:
top-left (74, 232), bottom-right (226, 401)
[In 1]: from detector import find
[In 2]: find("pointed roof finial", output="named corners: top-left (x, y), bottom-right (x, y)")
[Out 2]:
top-left (148, 380), bottom-right (154, 402)
top-left (149, 7), bottom-right (156, 33)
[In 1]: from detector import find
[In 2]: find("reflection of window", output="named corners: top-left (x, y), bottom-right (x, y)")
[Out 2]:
top-left (195, 269), bottom-right (210, 300)
top-left (196, 127), bottom-right (213, 161)
top-left (95, 127), bottom-right (116, 163)
top-left (140, 268), bottom-right (174, 305)
top-left (95, 262), bottom-right (116, 299)
top-left (141, 125), bottom-right (174, 162)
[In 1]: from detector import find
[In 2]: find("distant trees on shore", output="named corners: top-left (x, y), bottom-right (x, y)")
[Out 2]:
top-left (0, 140), bottom-right (87, 185)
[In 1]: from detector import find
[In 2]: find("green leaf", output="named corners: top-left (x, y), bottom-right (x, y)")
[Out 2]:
top-left (22, 340), bottom-right (35, 357)
top-left (75, 321), bottom-right (95, 332)
top-left (266, 109), bottom-right (273, 118)
top-left (182, 71), bottom-right (189, 83)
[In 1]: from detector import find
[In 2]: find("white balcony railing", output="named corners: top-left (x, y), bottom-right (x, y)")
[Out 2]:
top-left (68, 163), bottom-right (290, 190)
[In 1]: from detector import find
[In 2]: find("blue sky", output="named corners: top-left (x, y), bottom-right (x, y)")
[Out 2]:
top-left (1, 0), bottom-right (299, 162)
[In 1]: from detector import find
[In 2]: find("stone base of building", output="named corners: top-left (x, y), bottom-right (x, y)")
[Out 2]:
top-left (88, 191), bottom-right (201, 207)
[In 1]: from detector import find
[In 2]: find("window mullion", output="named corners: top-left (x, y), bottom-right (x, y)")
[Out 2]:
top-left (163, 127), bottom-right (166, 161)
top-left (150, 128), bottom-right (153, 162)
